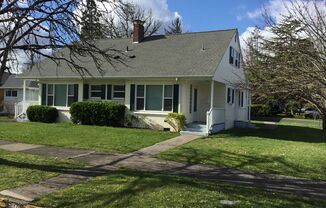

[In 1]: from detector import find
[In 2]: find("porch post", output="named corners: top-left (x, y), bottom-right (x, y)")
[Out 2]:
top-left (210, 80), bottom-right (214, 109)
top-left (23, 79), bottom-right (26, 102)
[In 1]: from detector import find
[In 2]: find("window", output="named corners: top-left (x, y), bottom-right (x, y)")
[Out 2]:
top-left (136, 85), bottom-right (145, 110)
top-left (135, 84), bottom-right (174, 112)
top-left (43, 84), bottom-right (77, 107)
top-left (229, 46), bottom-right (241, 68)
top-left (47, 84), bottom-right (54, 106)
top-left (146, 85), bottom-right (163, 111)
top-left (90, 85), bottom-right (103, 98)
top-left (5, 89), bottom-right (18, 97)
top-left (164, 85), bottom-right (173, 111)
top-left (239, 91), bottom-right (245, 107)
top-left (113, 85), bottom-right (125, 99)
top-left (68, 85), bottom-right (76, 106)
top-left (227, 88), bottom-right (235, 105)
top-left (229, 47), bottom-right (234, 64)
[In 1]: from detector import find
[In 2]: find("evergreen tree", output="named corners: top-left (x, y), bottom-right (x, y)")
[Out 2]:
top-left (165, 17), bottom-right (182, 35)
top-left (80, 0), bottom-right (106, 40)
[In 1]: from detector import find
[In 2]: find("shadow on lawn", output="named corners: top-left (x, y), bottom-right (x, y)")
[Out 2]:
top-left (0, 158), bottom-right (106, 177)
top-left (164, 146), bottom-right (326, 180)
top-left (35, 170), bottom-right (324, 208)
top-left (221, 124), bottom-right (326, 143)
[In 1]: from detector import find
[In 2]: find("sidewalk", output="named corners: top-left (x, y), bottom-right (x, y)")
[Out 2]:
top-left (0, 136), bottom-right (325, 205)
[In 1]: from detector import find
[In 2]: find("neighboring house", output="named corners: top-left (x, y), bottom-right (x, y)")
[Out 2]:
top-left (0, 72), bottom-right (10, 113)
top-left (0, 75), bottom-right (39, 115)
top-left (19, 21), bottom-right (250, 135)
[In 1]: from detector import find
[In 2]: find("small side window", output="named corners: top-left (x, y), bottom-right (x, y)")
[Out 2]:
top-left (229, 47), bottom-right (234, 65)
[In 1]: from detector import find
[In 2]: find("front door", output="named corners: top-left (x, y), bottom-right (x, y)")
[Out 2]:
top-left (193, 88), bottom-right (198, 121)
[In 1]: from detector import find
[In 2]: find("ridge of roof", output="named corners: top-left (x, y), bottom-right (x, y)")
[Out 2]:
top-left (93, 28), bottom-right (238, 42)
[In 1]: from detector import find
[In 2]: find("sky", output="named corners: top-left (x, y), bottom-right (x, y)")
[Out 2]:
top-left (129, 0), bottom-right (325, 47)
top-left (166, 0), bottom-right (270, 34)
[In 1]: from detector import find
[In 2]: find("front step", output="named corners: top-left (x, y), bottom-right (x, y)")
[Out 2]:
top-left (180, 123), bottom-right (208, 136)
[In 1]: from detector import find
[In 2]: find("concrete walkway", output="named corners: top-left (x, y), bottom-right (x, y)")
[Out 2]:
top-left (0, 135), bottom-right (326, 205)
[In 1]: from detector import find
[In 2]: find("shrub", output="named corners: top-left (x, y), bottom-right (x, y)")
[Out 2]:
top-left (27, 105), bottom-right (58, 123)
top-left (251, 104), bottom-right (272, 117)
top-left (164, 113), bottom-right (186, 132)
top-left (70, 101), bottom-right (126, 127)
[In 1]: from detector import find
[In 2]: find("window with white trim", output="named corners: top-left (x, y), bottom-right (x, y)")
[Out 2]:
top-left (113, 85), bottom-right (125, 99)
top-left (239, 91), bottom-right (245, 107)
top-left (90, 85), bottom-right (103, 99)
top-left (43, 84), bottom-right (77, 107)
top-left (164, 85), bottom-right (173, 111)
top-left (5, 89), bottom-right (18, 97)
top-left (135, 84), bottom-right (174, 112)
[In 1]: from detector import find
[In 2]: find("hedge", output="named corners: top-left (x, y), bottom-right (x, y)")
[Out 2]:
top-left (70, 101), bottom-right (126, 127)
top-left (251, 104), bottom-right (273, 117)
top-left (27, 105), bottom-right (58, 123)
top-left (164, 113), bottom-right (186, 132)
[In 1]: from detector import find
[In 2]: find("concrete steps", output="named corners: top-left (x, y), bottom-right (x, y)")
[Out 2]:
top-left (181, 123), bottom-right (208, 136)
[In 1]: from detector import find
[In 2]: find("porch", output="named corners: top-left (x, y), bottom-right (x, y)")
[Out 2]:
top-left (180, 80), bottom-right (226, 136)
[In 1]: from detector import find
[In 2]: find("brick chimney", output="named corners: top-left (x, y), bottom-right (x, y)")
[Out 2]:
top-left (133, 20), bottom-right (145, 43)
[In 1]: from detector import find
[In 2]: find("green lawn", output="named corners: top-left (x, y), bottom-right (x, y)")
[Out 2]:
top-left (0, 116), bottom-right (15, 122)
top-left (0, 149), bottom-right (82, 190)
top-left (34, 170), bottom-right (325, 208)
top-left (158, 121), bottom-right (326, 180)
top-left (0, 122), bottom-right (177, 154)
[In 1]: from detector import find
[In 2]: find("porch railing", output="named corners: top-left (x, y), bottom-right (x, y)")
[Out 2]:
top-left (15, 101), bottom-right (39, 120)
top-left (206, 108), bottom-right (225, 134)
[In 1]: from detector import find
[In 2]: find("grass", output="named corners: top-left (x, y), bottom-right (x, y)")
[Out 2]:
top-left (0, 116), bottom-right (15, 122)
top-left (0, 149), bottom-right (82, 190)
top-left (0, 122), bottom-right (177, 154)
top-left (158, 120), bottom-right (326, 180)
top-left (34, 170), bottom-right (326, 208)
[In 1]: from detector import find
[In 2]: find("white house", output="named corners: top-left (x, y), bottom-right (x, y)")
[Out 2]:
top-left (18, 21), bottom-right (250, 135)
top-left (0, 75), bottom-right (39, 116)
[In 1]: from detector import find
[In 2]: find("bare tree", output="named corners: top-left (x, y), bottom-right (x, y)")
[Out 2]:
top-left (244, 0), bottom-right (326, 130)
top-left (103, 3), bottom-right (162, 38)
top-left (0, 0), bottom-right (125, 80)
top-left (165, 17), bottom-right (182, 35)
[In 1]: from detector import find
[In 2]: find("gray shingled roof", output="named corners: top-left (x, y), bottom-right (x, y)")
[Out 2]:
top-left (0, 75), bottom-right (38, 89)
top-left (20, 29), bottom-right (236, 79)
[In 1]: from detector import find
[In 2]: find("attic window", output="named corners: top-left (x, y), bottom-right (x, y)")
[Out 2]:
top-left (129, 55), bottom-right (136, 59)
top-left (113, 55), bottom-right (120, 59)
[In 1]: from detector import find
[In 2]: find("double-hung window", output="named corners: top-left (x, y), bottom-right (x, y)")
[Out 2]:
top-left (43, 84), bottom-right (77, 107)
top-left (135, 84), bottom-right (174, 112)
top-left (113, 85), bottom-right (125, 99)
top-left (163, 85), bottom-right (173, 111)
top-left (136, 85), bottom-right (145, 110)
top-left (90, 85), bottom-right (103, 99)
top-left (5, 89), bottom-right (18, 97)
